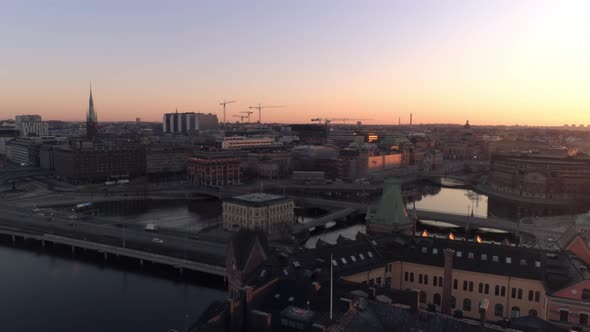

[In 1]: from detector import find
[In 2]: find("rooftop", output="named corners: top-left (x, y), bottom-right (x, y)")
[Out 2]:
top-left (227, 193), bottom-right (293, 207)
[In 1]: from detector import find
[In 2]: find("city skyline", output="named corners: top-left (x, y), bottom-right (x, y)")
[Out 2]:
top-left (2, 0), bottom-right (590, 125)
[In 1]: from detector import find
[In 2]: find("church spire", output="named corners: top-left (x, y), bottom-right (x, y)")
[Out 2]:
top-left (86, 82), bottom-right (99, 139)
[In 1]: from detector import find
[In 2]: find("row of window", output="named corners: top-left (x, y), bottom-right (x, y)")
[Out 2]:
top-left (405, 272), bottom-right (542, 303)
top-left (560, 310), bottom-right (589, 326)
top-left (420, 246), bottom-right (542, 267)
top-left (419, 292), bottom-right (536, 318)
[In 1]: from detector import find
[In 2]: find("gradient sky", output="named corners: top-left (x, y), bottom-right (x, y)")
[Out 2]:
top-left (1, 0), bottom-right (589, 125)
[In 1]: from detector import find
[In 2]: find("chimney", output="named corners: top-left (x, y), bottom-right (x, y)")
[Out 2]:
top-left (479, 299), bottom-right (489, 332)
top-left (441, 248), bottom-right (454, 314)
top-left (410, 113), bottom-right (413, 126)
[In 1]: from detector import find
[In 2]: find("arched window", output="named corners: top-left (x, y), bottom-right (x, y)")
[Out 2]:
top-left (511, 306), bottom-right (520, 318)
top-left (419, 291), bottom-right (426, 303)
top-left (434, 293), bottom-right (441, 306)
top-left (463, 298), bottom-right (472, 311)
top-left (494, 303), bottom-right (504, 317)
top-left (529, 309), bottom-right (538, 317)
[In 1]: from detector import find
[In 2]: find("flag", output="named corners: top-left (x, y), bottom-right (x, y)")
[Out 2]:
top-left (421, 230), bottom-right (429, 237)
top-left (476, 235), bottom-right (483, 243)
top-left (449, 232), bottom-right (455, 240)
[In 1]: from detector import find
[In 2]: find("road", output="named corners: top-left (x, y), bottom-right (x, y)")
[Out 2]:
top-left (0, 201), bottom-right (228, 266)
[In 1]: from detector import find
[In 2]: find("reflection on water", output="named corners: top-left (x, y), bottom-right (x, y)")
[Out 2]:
top-left (0, 243), bottom-right (224, 332)
top-left (407, 186), bottom-right (488, 217)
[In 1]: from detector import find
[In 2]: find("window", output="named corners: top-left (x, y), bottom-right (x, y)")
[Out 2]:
top-left (332, 259), bottom-right (338, 266)
top-left (517, 288), bottom-right (523, 300)
top-left (560, 309), bottom-right (569, 322)
top-left (506, 257), bottom-right (512, 264)
top-left (494, 304), bottom-right (504, 317)
top-left (419, 274), bottom-right (423, 284)
top-left (583, 289), bottom-right (590, 300)
top-left (451, 296), bottom-right (456, 309)
top-left (424, 275), bottom-right (429, 285)
top-left (433, 276), bottom-right (438, 286)
top-left (484, 284), bottom-right (489, 294)
top-left (481, 254), bottom-right (487, 261)
top-left (535, 261), bottom-right (541, 268)
top-left (457, 251), bottom-right (463, 258)
top-left (511, 306), bottom-right (520, 318)
top-left (469, 282), bottom-right (474, 292)
top-left (454, 279), bottom-right (458, 290)
top-left (404, 272), bottom-right (409, 282)
top-left (535, 291), bottom-right (540, 302)
top-left (376, 277), bottom-right (382, 285)
top-left (421, 247), bottom-right (428, 253)
top-left (581, 313), bottom-right (589, 326)
top-left (434, 293), bottom-right (441, 306)
top-left (492, 256), bottom-right (499, 262)
top-left (520, 259), bottom-right (527, 266)
top-left (359, 253), bottom-right (366, 260)
top-left (463, 281), bottom-right (468, 291)
top-left (463, 299), bottom-right (472, 311)
top-left (433, 248), bottom-right (438, 254)
top-left (367, 251), bottom-right (374, 258)
top-left (438, 277), bottom-right (443, 287)
top-left (410, 273), bottom-right (414, 282)
top-left (511, 288), bottom-right (516, 298)
top-left (468, 252), bottom-right (474, 259)
top-left (341, 257), bottom-right (347, 264)
top-left (495, 285), bottom-right (500, 296)
top-left (419, 291), bottom-right (426, 303)
top-left (479, 283), bottom-right (483, 293)
top-left (501, 286), bottom-right (506, 297)
top-left (528, 290), bottom-right (534, 301)
top-left (350, 255), bottom-right (356, 262)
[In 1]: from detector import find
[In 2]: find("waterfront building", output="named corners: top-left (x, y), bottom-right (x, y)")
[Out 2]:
top-left (221, 136), bottom-right (281, 150)
top-left (163, 111), bottom-right (218, 133)
top-left (488, 152), bottom-right (590, 201)
top-left (222, 193), bottom-right (294, 236)
top-left (195, 230), bottom-right (566, 332)
top-left (187, 151), bottom-right (240, 187)
top-left (145, 145), bottom-right (192, 177)
top-left (53, 139), bottom-right (145, 183)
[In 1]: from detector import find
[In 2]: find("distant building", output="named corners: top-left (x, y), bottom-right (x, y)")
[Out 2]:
top-left (145, 145), bottom-right (192, 177)
top-left (187, 151), bottom-right (240, 187)
top-left (6, 136), bottom-right (63, 166)
top-left (15, 115), bottom-right (48, 137)
top-left (489, 152), bottom-right (590, 201)
top-left (289, 123), bottom-right (327, 145)
top-left (245, 151), bottom-right (292, 179)
top-left (53, 140), bottom-right (145, 183)
top-left (163, 111), bottom-right (218, 133)
top-left (221, 136), bottom-right (281, 150)
top-left (222, 193), bottom-right (295, 236)
top-left (0, 128), bottom-right (19, 155)
top-left (86, 86), bottom-right (99, 139)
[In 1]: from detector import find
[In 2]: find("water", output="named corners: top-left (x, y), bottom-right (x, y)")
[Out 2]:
top-left (0, 243), bottom-right (225, 332)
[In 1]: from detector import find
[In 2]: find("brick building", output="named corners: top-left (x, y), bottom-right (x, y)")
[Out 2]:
top-left (187, 151), bottom-right (240, 187)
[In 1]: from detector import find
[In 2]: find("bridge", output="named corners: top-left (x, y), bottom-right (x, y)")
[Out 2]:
top-left (0, 202), bottom-right (228, 277)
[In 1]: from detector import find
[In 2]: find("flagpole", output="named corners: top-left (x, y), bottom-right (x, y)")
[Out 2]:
top-left (330, 253), bottom-right (333, 320)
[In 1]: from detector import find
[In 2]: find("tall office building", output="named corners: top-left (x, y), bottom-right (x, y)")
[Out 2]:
top-left (15, 114), bottom-right (48, 137)
top-left (162, 111), bottom-right (218, 133)
top-left (86, 86), bottom-right (99, 139)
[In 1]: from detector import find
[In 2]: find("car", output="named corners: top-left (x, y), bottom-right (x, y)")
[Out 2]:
top-left (152, 238), bottom-right (164, 243)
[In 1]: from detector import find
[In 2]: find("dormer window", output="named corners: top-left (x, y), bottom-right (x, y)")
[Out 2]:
top-left (468, 252), bottom-right (474, 259)
top-left (506, 257), bottom-right (512, 264)
top-left (457, 251), bottom-right (463, 258)
top-left (422, 247), bottom-right (428, 253)
top-left (535, 261), bottom-right (541, 268)
top-left (433, 248), bottom-right (438, 254)
top-left (481, 254), bottom-right (487, 261)
top-left (492, 256), bottom-right (499, 262)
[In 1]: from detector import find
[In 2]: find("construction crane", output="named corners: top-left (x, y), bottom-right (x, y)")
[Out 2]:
top-left (240, 111), bottom-right (254, 123)
top-left (232, 114), bottom-right (246, 123)
top-left (311, 118), bottom-right (372, 125)
top-left (219, 100), bottom-right (236, 124)
top-left (249, 104), bottom-right (286, 123)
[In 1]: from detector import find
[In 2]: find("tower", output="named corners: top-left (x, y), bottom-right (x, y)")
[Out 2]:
top-left (86, 84), bottom-right (99, 139)
top-left (366, 178), bottom-right (415, 235)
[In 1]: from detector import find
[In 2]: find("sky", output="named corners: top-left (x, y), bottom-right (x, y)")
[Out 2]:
top-left (1, 0), bottom-right (589, 125)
